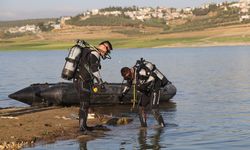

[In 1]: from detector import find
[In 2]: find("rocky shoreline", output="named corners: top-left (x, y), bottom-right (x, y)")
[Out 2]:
top-left (0, 106), bottom-right (132, 149)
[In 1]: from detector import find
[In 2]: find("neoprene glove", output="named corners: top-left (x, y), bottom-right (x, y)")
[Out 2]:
top-left (100, 83), bottom-right (106, 92)
top-left (118, 93), bottom-right (125, 101)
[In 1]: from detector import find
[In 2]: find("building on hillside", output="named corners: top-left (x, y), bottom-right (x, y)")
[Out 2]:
top-left (100, 11), bottom-right (122, 16)
top-left (240, 14), bottom-right (250, 21)
top-left (91, 9), bottom-right (99, 15)
top-left (229, 3), bottom-right (240, 8)
top-left (124, 11), bottom-right (136, 20)
top-left (19, 25), bottom-right (39, 33)
top-left (60, 16), bottom-right (71, 28)
top-left (201, 3), bottom-right (210, 9)
top-left (183, 7), bottom-right (193, 14)
top-left (51, 24), bottom-right (61, 30)
top-left (6, 27), bottom-right (19, 33)
top-left (239, 0), bottom-right (250, 13)
top-left (6, 24), bottom-right (40, 34)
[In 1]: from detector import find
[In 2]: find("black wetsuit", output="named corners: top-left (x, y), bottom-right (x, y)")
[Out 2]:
top-left (73, 47), bottom-right (103, 132)
top-left (122, 60), bottom-right (170, 127)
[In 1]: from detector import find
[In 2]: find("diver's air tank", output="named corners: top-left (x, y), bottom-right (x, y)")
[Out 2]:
top-left (61, 40), bottom-right (86, 80)
top-left (144, 61), bottom-right (169, 86)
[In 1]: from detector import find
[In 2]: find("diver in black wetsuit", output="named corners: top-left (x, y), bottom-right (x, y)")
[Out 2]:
top-left (73, 40), bottom-right (113, 134)
top-left (119, 58), bottom-right (171, 127)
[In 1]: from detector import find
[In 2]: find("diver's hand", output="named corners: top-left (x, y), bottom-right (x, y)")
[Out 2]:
top-left (92, 83), bottom-right (106, 93)
top-left (118, 93), bottom-right (125, 102)
top-left (100, 83), bottom-right (106, 92)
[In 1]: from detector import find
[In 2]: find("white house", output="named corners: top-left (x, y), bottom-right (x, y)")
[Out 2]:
top-left (91, 9), bottom-right (99, 15)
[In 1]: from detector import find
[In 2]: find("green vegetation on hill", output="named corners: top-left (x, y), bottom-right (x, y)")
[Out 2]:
top-left (67, 15), bottom-right (167, 28)
top-left (144, 18), bottom-right (167, 27)
top-left (3, 32), bottom-right (34, 39)
top-left (99, 6), bottom-right (139, 12)
top-left (0, 36), bottom-right (206, 50)
top-left (0, 18), bottom-right (57, 28)
top-left (164, 7), bottom-right (241, 33)
top-left (192, 4), bottom-right (219, 16)
top-left (67, 15), bottom-right (142, 27)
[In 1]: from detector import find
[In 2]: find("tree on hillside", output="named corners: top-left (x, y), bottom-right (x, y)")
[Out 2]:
top-left (99, 6), bottom-right (138, 12)
top-left (208, 4), bottom-right (218, 12)
top-left (192, 8), bottom-right (209, 16)
top-left (37, 22), bottom-right (53, 32)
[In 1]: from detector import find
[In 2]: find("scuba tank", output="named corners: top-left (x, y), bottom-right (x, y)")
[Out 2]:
top-left (135, 58), bottom-right (170, 87)
top-left (61, 40), bottom-right (88, 80)
top-left (153, 66), bottom-right (169, 87)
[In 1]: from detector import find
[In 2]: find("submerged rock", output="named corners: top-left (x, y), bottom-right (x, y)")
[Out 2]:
top-left (106, 117), bottom-right (133, 126)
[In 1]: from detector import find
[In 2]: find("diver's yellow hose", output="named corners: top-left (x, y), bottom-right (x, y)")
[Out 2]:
top-left (131, 68), bottom-right (137, 110)
top-left (132, 84), bottom-right (136, 109)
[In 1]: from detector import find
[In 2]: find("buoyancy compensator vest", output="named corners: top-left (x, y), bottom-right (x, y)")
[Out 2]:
top-left (134, 58), bottom-right (170, 87)
top-left (61, 40), bottom-right (96, 80)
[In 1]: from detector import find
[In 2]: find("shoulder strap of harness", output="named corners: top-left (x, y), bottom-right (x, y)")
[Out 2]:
top-left (134, 58), bottom-right (155, 76)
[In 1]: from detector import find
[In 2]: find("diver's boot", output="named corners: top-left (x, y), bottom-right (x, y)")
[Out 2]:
top-left (157, 115), bottom-right (165, 127)
top-left (152, 109), bottom-right (165, 127)
top-left (79, 108), bottom-right (89, 134)
top-left (79, 120), bottom-right (88, 134)
top-left (139, 107), bottom-right (147, 127)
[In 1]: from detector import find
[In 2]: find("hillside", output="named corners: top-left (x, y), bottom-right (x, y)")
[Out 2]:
top-left (0, 18), bottom-right (57, 28)
top-left (0, 3), bottom-right (250, 50)
top-left (0, 23), bottom-right (250, 50)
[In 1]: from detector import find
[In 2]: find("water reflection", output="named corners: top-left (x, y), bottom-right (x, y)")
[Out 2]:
top-left (79, 142), bottom-right (87, 150)
top-left (138, 128), bottom-right (164, 150)
top-left (90, 101), bottom-right (176, 117)
top-left (77, 101), bottom-right (176, 150)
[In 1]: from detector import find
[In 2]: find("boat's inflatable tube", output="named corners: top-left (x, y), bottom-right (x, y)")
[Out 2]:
top-left (9, 82), bottom-right (177, 106)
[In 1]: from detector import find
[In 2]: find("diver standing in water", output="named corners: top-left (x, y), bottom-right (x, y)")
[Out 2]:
top-left (119, 58), bottom-right (171, 127)
top-left (61, 40), bottom-right (113, 134)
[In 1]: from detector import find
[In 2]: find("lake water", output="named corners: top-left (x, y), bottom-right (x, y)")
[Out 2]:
top-left (1, 46), bottom-right (250, 149)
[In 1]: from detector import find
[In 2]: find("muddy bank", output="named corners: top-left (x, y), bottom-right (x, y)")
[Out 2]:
top-left (0, 106), bottom-right (132, 149)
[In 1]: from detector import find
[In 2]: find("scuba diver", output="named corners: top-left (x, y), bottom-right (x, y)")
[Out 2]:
top-left (61, 40), bottom-right (113, 134)
top-left (119, 58), bottom-right (171, 127)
